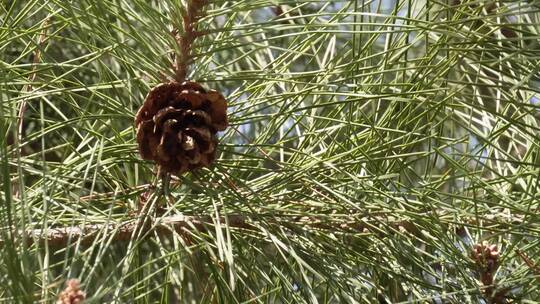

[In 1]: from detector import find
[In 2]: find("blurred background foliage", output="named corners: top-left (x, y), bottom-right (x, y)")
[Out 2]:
top-left (1, 0), bottom-right (539, 303)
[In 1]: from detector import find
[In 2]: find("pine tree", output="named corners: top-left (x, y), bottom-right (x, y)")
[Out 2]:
top-left (1, 0), bottom-right (539, 302)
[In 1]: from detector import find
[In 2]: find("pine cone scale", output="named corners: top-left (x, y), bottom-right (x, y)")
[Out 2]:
top-left (185, 127), bottom-right (212, 153)
top-left (206, 90), bottom-right (228, 131)
top-left (185, 110), bottom-right (212, 127)
top-left (136, 120), bottom-right (158, 160)
top-left (153, 107), bottom-right (183, 127)
top-left (186, 146), bottom-right (201, 164)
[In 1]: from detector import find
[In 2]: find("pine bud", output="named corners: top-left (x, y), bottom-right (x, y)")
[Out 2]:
top-left (57, 279), bottom-right (85, 304)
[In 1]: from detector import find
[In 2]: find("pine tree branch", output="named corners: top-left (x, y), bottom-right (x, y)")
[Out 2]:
top-left (4, 214), bottom-right (252, 248)
top-left (1, 212), bottom-right (528, 248)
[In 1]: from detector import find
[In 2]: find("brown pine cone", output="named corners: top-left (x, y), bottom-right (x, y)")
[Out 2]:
top-left (135, 81), bottom-right (228, 175)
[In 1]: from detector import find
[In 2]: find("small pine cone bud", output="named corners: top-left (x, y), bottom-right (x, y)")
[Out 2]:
top-left (135, 81), bottom-right (228, 175)
top-left (472, 241), bottom-right (500, 271)
top-left (57, 279), bottom-right (85, 304)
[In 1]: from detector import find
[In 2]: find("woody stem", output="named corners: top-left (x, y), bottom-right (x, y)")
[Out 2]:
top-left (162, 173), bottom-right (171, 197)
top-left (174, 0), bottom-right (208, 82)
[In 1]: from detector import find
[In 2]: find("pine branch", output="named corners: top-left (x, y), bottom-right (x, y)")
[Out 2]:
top-left (5, 214), bottom-right (252, 248)
top-left (2, 212), bottom-right (528, 248)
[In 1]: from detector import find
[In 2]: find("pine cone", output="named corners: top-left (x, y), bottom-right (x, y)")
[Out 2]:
top-left (472, 241), bottom-right (500, 270)
top-left (135, 81), bottom-right (227, 174)
top-left (472, 241), bottom-right (500, 286)
top-left (57, 279), bottom-right (85, 304)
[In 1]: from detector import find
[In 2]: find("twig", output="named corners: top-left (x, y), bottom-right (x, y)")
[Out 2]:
top-left (3, 215), bottom-right (251, 248)
top-left (515, 249), bottom-right (540, 282)
top-left (174, 0), bottom-right (208, 82)
top-left (0, 215), bottom-right (419, 248)
top-left (0, 212), bottom-right (533, 249)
